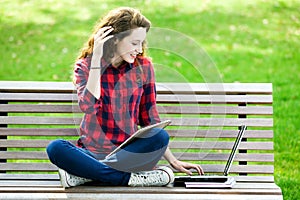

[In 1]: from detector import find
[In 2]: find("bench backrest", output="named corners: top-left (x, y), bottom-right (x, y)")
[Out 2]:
top-left (0, 81), bottom-right (274, 176)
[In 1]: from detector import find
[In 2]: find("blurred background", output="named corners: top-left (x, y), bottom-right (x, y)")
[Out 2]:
top-left (1, 0), bottom-right (299, 199)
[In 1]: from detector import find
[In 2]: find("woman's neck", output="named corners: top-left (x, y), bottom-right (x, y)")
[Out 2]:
top-left (111, 56), bottom-right (124, 68)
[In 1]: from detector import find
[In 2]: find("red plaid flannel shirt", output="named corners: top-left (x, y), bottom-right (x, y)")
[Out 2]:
top-left (74, 56), bottom-right (161, 154)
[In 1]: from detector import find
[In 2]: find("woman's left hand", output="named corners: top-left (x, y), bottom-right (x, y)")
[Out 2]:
top-left (170, 160), bottom-right (204, 175)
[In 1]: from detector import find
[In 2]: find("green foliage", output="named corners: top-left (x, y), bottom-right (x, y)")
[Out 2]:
top-left (1, 0), bottom-right (299, 199)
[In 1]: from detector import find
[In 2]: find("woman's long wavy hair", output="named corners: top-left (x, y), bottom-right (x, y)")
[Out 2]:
top-left (77, 7), bottom-right (151, 62)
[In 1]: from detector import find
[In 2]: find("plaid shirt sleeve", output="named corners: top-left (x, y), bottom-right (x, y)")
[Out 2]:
top-left (138, 58), bottom-right (161, 126)
top-left (74, 58), bottom-right (100, 114)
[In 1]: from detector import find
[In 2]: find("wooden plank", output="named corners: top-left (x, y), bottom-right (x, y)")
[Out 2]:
top-left (0, 151), bottom-right (274, 162)
top-left (0, 140), bottom-right (273, 150)
top-left (68, 184), bottom-right (280, 195)
top-left (0, 140), bottom-right (76, 148)
top-left (157, 105), bottom-right (273, 115)
top-left (165, 117), bottom-right (273, 127)
top-left (0, 183), bottom-right (282, 200)
top-left (0, 116), bottom-right (273, 127)
top-left (0, 104), bottom-right (81, 113)
top-left (0, 82), bottom-right (273, 94)
top-left (0, 93), bottom-right (77, 102)
top-left (0, 163), bottom-right (57, 172)
top-left (0, 163), bottom-right (273, 174)
top-left (0, 182), bottom-right (281, 192)
top-left (0, 193), bottom-right (283, 200)
top-left (0, 81), bottom-right (75, 93)
top-left (0, 116), bottom-right (81, 125)
top-left (0, 174), bottom-right (59, 180)
top-left (0, 104), bottom-right (273, 115)
top-left (0, 175), bottom-right (275, 186)
top-left (0, 93), bottom-right (273, 104)
top-left (0, 128), bottom-right (274, 139)
top-left (156, 83), bottom-right (272, 94)
top-left (0, 192), bottom-right (68, 199)
top-left (0, 180), bottom-right (61, 187)
top-left (70, 184), bottom-right (281, 194)
top-left (167, 129), bottom-right (274, 139)
top-left (172, 152), bottom-right (274, 162)
top-left (0, 151), bottom-right (49, 160)
top-left (0, 128), bottom-right (78, 136)
top-left (0, 174), bottom-right (274, 183)
top-left (169, 141), bottom-right (273, 150)
top-left (157, 94), bottom-right (273, 104)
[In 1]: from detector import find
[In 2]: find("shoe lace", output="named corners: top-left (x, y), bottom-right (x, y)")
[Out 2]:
top-left (134, 170), bottom-right (166, 186)
top-left (68, 174), bottom-right (90, 185)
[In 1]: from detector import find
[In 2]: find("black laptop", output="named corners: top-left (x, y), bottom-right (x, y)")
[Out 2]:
top-left (174, 125), bottom-right (247, 188)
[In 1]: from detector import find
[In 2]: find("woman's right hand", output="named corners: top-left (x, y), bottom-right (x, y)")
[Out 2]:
top-left (92, 26), bottom-right (114, 61)
top-left (88, 26), bottom-right (113, 99)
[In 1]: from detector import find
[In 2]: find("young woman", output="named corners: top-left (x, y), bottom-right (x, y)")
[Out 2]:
top-left (47, 7), bottom-right (203, 188)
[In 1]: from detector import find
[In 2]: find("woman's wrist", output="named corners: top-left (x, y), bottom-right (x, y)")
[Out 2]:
top-left (169, 159), bottom-right (179, 168)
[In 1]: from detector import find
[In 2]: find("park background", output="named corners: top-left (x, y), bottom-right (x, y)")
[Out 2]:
top-left (0, 0), bottom-right (299, 199)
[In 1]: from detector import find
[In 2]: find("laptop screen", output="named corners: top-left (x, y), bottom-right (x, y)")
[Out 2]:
top-left (223, 125), bottom-right (247, 176)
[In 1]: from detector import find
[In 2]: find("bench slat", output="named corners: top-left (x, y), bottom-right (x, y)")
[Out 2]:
top-left (156, 83), bottom-right (272, 94)
top-left (172, 152), bottom-right (274, 162)
top-left (72, 183), bottom-right (280, 193)
top-left (169, 141), bottom-right (273, 150)
top-left (168, 129), bottom-right (274, 139)
top-left (0, 185), bottom-right (282, 198)
top-left (0, 163), bottom-right (274, 174)
top-left (0, 151), bottom-right (48, 159)
top-left (0, 180), bottom-right (61, 187)
top-left (157, 94), bottom-right (273, 104)
top-left (167, 118), bottom-right (273, 127)
top-left (0, 128), bottom-right (78, 136)
top-left (0, 163), bottom-right (57, 171)
top-left (0, 81), bottom-right (74, 93)
top-left (0, 174), bottom-right (58, 180)
top-left (0, 151), bottom-right (274, 162)
top-left (0, 93), bottom-right (272, 104)
top-left (0, 116), bottom-right (273, 127)
top-left (0, 104), bottom-right (81, 113)
top-left (0, 181), bottom-right (279, 189)
top-left (158, 105), bottom-right (273, 115)
top-left (0, 82), bottom-right (272, 94)
top-left (0, 128), bottom-right (273, 139)
top-left (0, 174), bottom-right (274, 183)
top-left (0, 104), bottom-right (273, 115)
top-left (0, 140), bottom-right (273, 150)
top-left (0, 93), bottom-right (77, 102)
top-left (0, 116), bottom-right (80, 125)
top-left (0, 140), bottom-right (65, 148)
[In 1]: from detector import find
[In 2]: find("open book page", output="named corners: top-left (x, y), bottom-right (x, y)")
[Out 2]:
top-left (105, 120), bottom-right (172, 159)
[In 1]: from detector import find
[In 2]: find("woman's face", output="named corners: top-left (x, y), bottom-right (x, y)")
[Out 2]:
top-left (115, 27), bottom-right (147, 64)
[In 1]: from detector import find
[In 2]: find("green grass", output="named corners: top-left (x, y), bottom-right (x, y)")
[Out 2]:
top-left (1, 0), bottom-right (299, 199)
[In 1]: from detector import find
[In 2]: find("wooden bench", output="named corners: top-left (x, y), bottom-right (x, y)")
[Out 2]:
top-left (0, 81), bottom-right (283, 200)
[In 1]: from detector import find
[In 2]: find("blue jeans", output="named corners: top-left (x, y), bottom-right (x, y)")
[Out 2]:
top-left (46, 128), bottom-right (169, 186)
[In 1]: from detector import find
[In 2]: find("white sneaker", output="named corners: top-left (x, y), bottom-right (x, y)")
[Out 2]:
top-left (58, 168), bottom-right (92, 188)
top-left (128, 166), bottom-right (174, 187)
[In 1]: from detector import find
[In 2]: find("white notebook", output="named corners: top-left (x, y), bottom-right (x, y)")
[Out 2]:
top-left (105, 120), bottom-right (172, 159)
